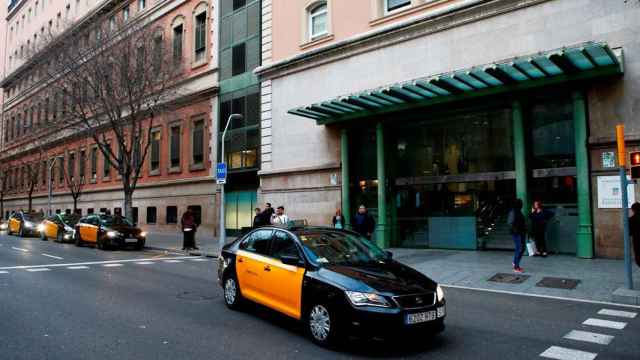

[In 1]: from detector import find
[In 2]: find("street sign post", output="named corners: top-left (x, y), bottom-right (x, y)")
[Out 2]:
top-left (616, 125), bottom-right (634, 290)
top-left (216, 163), bottom-right (227, 185)
top-left (218, 114), bottom-right (243, 256)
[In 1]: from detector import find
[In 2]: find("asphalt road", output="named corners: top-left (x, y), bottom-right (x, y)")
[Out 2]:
top-left (1, 232), bottom-right (639, 360)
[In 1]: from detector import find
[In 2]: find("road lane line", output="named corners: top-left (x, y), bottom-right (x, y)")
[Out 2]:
top-left (41, 253), bottom-right (64, 260)
top-left (11, 247), bottom-right (28, 252)
top-left (26, 268), bottom-right (51, 272)
top-left (135, 261), bottom-right (155, 265)
top-left (103, 264), bottom-right (123, 268)
top-left (563, 330), bottom-right (614, 345)
top-left (583, 318), bottom-right (626, 330)
top-left (597, 308), bottom-right (637, 319)
top-left (67, 266), bottom-right (89, 270)
top-left (163, 260), bottom-right (183, 263)
top-left (442, 284), bottom-right (640, 309)
top-left (540, 346), bottom-right (597, 360)
top-left (190, 258), bottom-right (209, 262)
top-left (0, 271), bottom-right (8, 274)
top-left (0, 256), bottom-right (200, 270)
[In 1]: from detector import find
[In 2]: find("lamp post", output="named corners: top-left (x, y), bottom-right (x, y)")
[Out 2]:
top-left (218, 114), bottom-right (243, 255)
top-left (47, 157), bottom-right (57, 216)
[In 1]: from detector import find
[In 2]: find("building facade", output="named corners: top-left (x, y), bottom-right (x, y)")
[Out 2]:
top-left (257, 0), bottom-right (640, 259)
top-left (1, 0), bottom-right (222, 236)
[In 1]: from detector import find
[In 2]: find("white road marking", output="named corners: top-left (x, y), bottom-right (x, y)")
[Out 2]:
top-left (563, 330), bottom-right (614, 345)
top-left (103, 264), bottom-right (123, 268)
top-left (11, 247), bottom-right (28, 252)
top-left (163, 260), bottom-right (183, 263)
top-left (67, 266), bottom-right (89, 270)
top-left (597, 308), bottom-right (637, 319)
top-left (442, 284), bottom-right (640, 309)
top-left (190, 258), bottom-right (210, 262)
top-left (540, 346), bottom-right (597, 360)
top-left (0, 271), bottom-right (8, 274)
top-left (26, 268), bottom-right (51, 272)
top-left (0, 256), bottom-right (199, 271)
top-left (583, 318), bottom-right (626, 330)
top-left (41, 253), bottom-right (63, 260)
top-left (136, 261), bottom-right (155, 265)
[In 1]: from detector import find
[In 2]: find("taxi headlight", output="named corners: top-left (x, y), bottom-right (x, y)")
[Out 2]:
top-left (24, 221), bottom-right (34, 228)
top-left (106, 231), bottom-right (120, 238)
top-left (139, 231), bottom-right (147, 238)
top-left (436, 285), bottom-right (445, 302)
top-left (0, 223), bottom-right (8, 230)
top-left (37, 224), bottom-right (45, 232)
top-left (345, 291), bottom-right (391, 308)
top-left (64, 225), bottom-right (74, 232)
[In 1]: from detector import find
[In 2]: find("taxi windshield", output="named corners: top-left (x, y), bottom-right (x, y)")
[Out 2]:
top-left (298, 231), bottom-right (387, 266)
top-left (23, 213), bottom-right (44, 222)
top-left (100, 215), bottom-right (133, 227)
top-left (61, 214), bottom-right (81, 226)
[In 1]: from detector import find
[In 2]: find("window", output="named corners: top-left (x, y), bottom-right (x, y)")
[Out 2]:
top-left (58, 156), bottom-right (64, 183)
top-left (194, 11), bottom-right (207, 63)
top-left (114, 208), bottom-right (122, 216)
top-left (132, 207), bottom-right (139, 224)
top-left (150, 129), bottom-right (161, 172)
top-left (271, 231), bottom-right (300, 259)
top-left (153, 34), bottom-right (163, 72)
top-left (99, 208), bottom-right (108, 214)
top-left (233, 0), bottom-right (246, 10)
top-left (146, 206), bottom-right (157, 224)
top-left (231, 43), bottom-right (245, 76)
top-left (103, 143), bottom-right (111, 178)
top-left (172, 24), bottom-right (183, 65)
top-left (138, 0), bottom-right (146, 11)
top-left (109, 16), bottom-right (116, 32)
top-left (385, 0), bottom-right (411, 12)
top-left (240, 229), bottom-right (272, 256)
top-left (68, 152), bottom-right (75, 182)
top-left (123, 5), bottom-right (130, 22)
top-left (170, 125), bottom-right (181, 168)
top-left (91, 147), bottom-right (98, 180)
top-left (192, 120), bottom-right (205, 166)
top-left (166, 206), bottom-right (177, 224)
top-left (79, 149), bottom-right (86, 181)
top-left (308, 3), bottom-right (328, 40)
top-left (87, 208), bottom-right (94, 215)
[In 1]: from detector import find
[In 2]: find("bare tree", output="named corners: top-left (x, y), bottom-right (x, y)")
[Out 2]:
top-left (33, 17), bottom-right (182, 221)
top-left (62, 150), bottom-right (85, 214)
top-left (0, 166), bottom-right (8, 219)
top-left (22, 153), bottom-right (44, 213)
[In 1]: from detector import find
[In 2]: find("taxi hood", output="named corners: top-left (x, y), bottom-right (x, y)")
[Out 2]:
top-left (318, 261), bottom-right (437, 296)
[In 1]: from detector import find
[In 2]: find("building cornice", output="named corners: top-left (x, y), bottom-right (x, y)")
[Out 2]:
top-left (255, 0), bottom-right (553, 81)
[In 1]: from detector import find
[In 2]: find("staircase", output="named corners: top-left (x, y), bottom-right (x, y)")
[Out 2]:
top-left (479, 219), bottom-right (514, 251)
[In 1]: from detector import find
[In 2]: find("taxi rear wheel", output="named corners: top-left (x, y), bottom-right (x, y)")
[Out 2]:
top-left (223, 275), bottom-right (243, 310)
top-left (307, 303), bottom-right (342, 347)
top-left (74, 231), bottom-right (83, 247)
top-left (18, 225), bottom-right (25, 237)
top-left (40, 230), bottom-right (47, 241)
top-left (56, 231), bottom-right (64, 243)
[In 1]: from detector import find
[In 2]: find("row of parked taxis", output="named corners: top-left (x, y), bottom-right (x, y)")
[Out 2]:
top-left (1, 211), bottom-right (147, 250)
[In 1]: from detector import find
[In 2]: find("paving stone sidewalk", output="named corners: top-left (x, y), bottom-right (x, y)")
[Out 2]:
top-left (144, 232), bottom-right (234, 257)
top-left (390, 248), bottom-right (640, 305)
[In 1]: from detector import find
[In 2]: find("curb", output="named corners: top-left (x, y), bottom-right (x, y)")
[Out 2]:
top-left (145, 246), bottom-right (219, 258)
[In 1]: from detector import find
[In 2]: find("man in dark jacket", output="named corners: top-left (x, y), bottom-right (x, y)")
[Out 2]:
top-left (352, 205), bottom-right (375, 240)
top-left (631, 202), bottom-right (640, 267)
top-left (259, 203), bottom-right (275, 226)
top-left (181, 209), bottom-right (199, 250)
top-left (508, 199), bottom-right (527, 273)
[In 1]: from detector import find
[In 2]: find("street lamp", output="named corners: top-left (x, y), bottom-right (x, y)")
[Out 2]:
top-left (218, 113), bottom-right (243, 255)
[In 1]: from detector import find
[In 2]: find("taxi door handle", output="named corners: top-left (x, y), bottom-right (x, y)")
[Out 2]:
top-left (263, 265), bottom-right (271, 272)
top-left (238, 258), bottom-right (244, 263)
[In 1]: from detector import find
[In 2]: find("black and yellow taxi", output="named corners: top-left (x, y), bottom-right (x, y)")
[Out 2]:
top-left (7, 211), bottom-right (45, 237)
top-left (218, 226), bottom-right (446, 346)
top-left (38, 213), bottom-right (81, 243)
top-left (74, 214), bottom-right (147, 250)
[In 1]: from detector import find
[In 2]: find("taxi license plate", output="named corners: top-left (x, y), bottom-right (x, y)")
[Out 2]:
top-left (125, 238), bottom-right (138, 243)
top-left (405, 310), bottom-right (437, 325)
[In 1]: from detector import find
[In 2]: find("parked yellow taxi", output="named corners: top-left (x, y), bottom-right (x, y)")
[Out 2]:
top-left (74, 214), bottom-right (146, 250)
top-left (38, 213), bottom-right (81, 243)
top-left (7, 212), bottom-right (45, 237)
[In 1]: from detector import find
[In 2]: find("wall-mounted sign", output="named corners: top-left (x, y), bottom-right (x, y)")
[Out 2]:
top-left (601, 151), bottom-right (616, 169)
top-left (597, 175), bottom-right (635, 208)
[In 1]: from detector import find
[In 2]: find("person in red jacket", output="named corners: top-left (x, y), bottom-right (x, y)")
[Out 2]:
top-left (181, 208), bottom-right (199, 250)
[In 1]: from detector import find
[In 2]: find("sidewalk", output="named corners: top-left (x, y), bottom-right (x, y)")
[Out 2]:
top-left (391, 248), bottom-right (640, 305)
top-left (145, 232), bottom-right (236, 257)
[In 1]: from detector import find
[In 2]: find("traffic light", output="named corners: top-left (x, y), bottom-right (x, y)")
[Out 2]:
top-left (631, 151), bottom-right (640, 180)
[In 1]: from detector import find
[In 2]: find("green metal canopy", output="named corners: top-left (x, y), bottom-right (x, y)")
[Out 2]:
top-left (288, 42), bottom-right (623, 125)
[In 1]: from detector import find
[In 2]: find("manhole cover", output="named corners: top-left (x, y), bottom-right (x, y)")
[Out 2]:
top-left (176, 291), bottom-right (216, 302)
top-left (488, 273), bottom-right (530, 284)
top-left (536, 277), bottom-right (580, 290)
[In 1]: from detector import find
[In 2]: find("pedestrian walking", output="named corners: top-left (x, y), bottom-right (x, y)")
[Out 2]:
top-left (332, 209), bottom-right (344, 229)
top-left (253, 207), bottom-right (262, 228)
top-left (352, 205), bottom-right (375, 240)
top-left (270, 206), bottom-right (289, 225)
top-left (181, 208), bottom-right (199, 250)
top-left (508, 199), bottom-right (527, 273)
top-left (529, 200), bottom-right (554, 257)
top-left (630, 202), bottom-right (640, 267)
top-left (260, 203), bottom-right (275, 226)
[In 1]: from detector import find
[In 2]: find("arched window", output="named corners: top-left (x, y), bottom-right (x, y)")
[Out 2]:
top-left (171, 16), bottom-right (186, 66)
top-left (193, 2), bottom-right (209, 64)
top-left (308, 2), bottom-right (328, 41)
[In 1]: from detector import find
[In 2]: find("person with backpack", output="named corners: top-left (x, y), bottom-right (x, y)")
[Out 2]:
top-left (508, 199), bottom-right (527, 273)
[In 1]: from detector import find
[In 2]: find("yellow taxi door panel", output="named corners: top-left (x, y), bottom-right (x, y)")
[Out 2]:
top-left (260, 257), bottom-right (305, 319)
top-left (235, 250), bottom-right (266, 303)
top-left (10, 219), bottom-right (19, 232)
top-left (46, 222), bottom-right (57, 238)
top-left (80, 225), bottom-right (98, 243)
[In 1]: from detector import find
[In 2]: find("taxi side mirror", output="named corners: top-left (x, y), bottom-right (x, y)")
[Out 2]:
top-left (385, 251), bottom-right (393, 260)
top-left (280, 254), bottom-right (304, 267)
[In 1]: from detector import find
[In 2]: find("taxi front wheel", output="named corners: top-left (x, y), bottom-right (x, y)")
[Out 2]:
top-left (223, 275), bottom-right (243, 310)
top-left (307, 303), bottom-right (343, 348)
top-left (74, 232), bottom-right (83, 247)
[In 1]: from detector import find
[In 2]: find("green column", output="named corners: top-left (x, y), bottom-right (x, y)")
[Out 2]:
top-left (512, 100), bottom-right (528, 210)
top-left (340, 129), bottom-right (351, 230)
top-left (376, 122), bottom-right (389, 248)
top-left (573, 91), bottom-right (594, 259)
